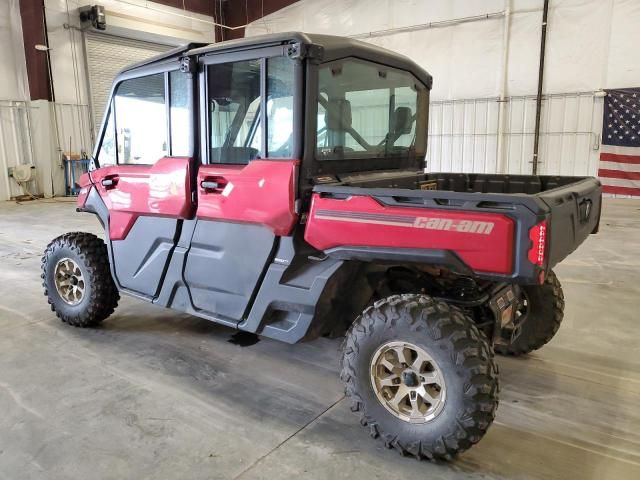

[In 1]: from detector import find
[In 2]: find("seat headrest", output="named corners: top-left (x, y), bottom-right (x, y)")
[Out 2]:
top-left (391, 106), bottom-right (413, 135)
top-left (324, 99), bottom-right (352, 130)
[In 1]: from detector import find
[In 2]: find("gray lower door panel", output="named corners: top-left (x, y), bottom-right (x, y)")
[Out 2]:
top-left (111, 216), bottom-right (179, 298)
top-left (184, 220), bottom-right (276, 321)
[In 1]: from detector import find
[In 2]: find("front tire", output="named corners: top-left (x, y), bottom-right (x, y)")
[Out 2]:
top-left (496, 270), bottom-right (565, 356)
top-left (41, 232), bottom-right (119, 327)
top-left (341, 294), bottom-right (499, 461)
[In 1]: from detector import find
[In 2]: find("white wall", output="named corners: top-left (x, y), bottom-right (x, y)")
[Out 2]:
top-left (246, 0), bottom-right (640, 177)
top-left (0, 0), bottom-right (29, 101)
top-left (0, 0), bottom-right (36, 201)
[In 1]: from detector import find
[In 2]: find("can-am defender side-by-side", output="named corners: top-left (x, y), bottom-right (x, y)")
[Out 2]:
top-left (42, 33), bottom-right (601, 460)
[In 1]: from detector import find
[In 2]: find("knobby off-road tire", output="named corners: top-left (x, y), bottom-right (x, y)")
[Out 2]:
top-left (341, 294), bottom-right (499, 461)
top-left (41, 232), bottom-right (119, 327)
top-left (496, 270), bottom-right (565, 356)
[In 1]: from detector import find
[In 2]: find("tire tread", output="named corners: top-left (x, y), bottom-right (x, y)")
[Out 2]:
top-left (41, 232), bottom-right (119, 327)
top-left (340, 294), bottom-right (499, 461)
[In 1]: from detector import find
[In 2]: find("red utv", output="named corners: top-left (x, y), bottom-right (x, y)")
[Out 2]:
top-left (42, 33), bottom-right (601, 460)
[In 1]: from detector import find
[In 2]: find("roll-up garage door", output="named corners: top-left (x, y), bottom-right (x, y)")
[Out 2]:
top-left (84, 32), bottom-right (172, 135)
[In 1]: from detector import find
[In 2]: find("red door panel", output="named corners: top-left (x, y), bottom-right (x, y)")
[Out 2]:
top-left (90, 157), bottom-right (194, 240)
top-left (196, 159), bottom-right (298, 236)
top-left (304, 194), bottom-right (515, 275)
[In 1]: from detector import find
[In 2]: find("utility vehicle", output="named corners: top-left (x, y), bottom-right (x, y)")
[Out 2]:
top-left (42, 32), bottom-right (602, 460)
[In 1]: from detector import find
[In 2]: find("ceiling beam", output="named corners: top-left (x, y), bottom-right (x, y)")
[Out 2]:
top-left (151, 0), bottom-right (216, 17)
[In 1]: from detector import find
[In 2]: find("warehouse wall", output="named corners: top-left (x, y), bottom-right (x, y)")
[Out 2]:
top-left (246, 0), bottom-right (640, 178)
top-left (0, 0), bottom-right (37, 201)
top-left (0, 0), bottom-right (216, 201)
top-left (43, 0), bottom-right (215, 197)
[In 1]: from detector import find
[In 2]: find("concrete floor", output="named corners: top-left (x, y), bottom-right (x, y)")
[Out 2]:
top-left (0, 198), bottom-right (639, 479)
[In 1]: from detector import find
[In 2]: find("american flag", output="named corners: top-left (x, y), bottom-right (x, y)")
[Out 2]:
top-left (599, 88), bottom-right (640, 196)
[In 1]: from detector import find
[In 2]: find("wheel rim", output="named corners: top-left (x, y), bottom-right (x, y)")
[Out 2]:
top-left (54, 258), bottom-right (85, 305)
top-left (370, 341), bottom-right (446, 423)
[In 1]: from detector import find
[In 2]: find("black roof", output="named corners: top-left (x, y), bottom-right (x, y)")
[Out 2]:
top-left (120, 32), bottom-right (432, 89)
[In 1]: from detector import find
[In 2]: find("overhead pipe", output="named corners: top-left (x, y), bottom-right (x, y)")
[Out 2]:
top-left (350, 12), bottom-right (506, 39)
top-left (532, 0), bottom-right (550, 175)
top-left (496, 0), bottom-right (511, 174)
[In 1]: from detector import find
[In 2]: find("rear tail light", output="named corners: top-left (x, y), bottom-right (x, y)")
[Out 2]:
top-left (528, 220), bottom-right (547, 267)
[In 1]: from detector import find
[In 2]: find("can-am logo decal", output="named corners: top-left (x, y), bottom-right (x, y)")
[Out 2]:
top-left (314, 209), bottom-right (495, 235)
top-left (413, 217), bottom-right (494, 234)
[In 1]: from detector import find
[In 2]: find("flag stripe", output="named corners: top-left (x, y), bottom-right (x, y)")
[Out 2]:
top-left (601, 145), bottom-right (640, 156)
top-left (599, 152), bottom-right (640, 164)
top-left (602, 185), bottom-right (640, 196)
top-left (598, 160), bottom-right (640, 172)
top-left (598, 169), bottom-right (640, 180)
top-left (599, 176), bottom-right (640, 188)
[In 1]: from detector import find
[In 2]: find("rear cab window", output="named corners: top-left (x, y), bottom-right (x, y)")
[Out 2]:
top-left (316, 58), bottom-right (428, 162)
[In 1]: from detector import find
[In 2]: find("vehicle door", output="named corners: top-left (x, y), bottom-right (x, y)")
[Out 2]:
top-left (183, 49), bottom-right (300, 322)
top-left (91, 65), bottom-right (196, 298)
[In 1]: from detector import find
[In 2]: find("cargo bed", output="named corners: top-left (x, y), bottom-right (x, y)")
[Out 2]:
top-left (304, 171), bottom-right (602, 284)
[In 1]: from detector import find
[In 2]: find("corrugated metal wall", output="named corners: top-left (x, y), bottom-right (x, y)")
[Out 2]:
top-left (426, 92), bottom-right (603, 177)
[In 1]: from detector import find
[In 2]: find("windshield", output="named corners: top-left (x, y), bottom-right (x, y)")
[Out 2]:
top-left (316, 58), bottom-right (428, 161)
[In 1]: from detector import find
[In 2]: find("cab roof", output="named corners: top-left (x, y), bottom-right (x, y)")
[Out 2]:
top-left (120, 32), bottom-right (433, 89)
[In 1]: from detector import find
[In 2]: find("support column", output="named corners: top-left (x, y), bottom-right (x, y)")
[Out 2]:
top-left (19, 0), bottom-right (51, 101)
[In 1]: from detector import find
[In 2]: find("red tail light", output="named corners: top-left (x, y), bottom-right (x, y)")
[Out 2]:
top-left (528, 220), bottom-right (547, 266)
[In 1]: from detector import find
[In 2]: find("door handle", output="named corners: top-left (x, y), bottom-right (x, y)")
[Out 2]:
top-left (200, 180), bottom-right (220, 190)
top-left (101, 176), bottom-right (118, 189)
top-left (200, 176), bottom-right (228, 193)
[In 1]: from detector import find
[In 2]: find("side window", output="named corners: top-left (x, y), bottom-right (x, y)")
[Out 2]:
top-left (97, 106), bottom-right (116, 166)
top-left (169, 70), bottom-right (191, 156)
top-left (206, 56), bottom-right (296, 164)
top-left (208, 60), bottom-right (261, 164)
top-left (234, 96), bottom-right (261, 149)
top-left (114, 73), bottom-right (167, 164)
top-left (267, 56), bottom-right (294, 157)
top-left (316, 92), bottom-right (328, 149)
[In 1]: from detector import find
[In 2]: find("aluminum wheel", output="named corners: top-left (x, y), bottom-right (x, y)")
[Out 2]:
top-left (54, 258), bottom-right (85, 305)
top-left (370, 341), bottom-right (446, 423)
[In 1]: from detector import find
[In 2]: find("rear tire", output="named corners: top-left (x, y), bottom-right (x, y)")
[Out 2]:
top-left (41, 232), bottom-right (119, 327)
top-left (341, 294), bottom-right (499, 461)
top-left (496, 270), bottom-right (564, 356)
